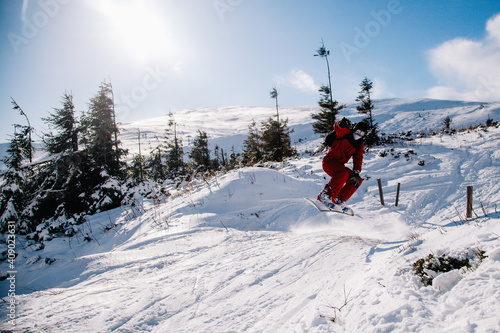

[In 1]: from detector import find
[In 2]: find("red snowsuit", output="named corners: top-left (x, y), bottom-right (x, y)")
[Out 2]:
top-left (320, 121), bottom-right (364, 202)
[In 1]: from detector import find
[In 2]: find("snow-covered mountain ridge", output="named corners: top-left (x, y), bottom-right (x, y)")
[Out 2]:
top-left (119, 98), bottom-right (500, 156)
top-left (1, 98), bottom-right (500, 332)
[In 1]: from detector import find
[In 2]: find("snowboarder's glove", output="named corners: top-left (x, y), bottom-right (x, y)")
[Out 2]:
top-left (339, 117), bottom-right (352, 129)
top-left (350, 170), bottom-right (361, 188)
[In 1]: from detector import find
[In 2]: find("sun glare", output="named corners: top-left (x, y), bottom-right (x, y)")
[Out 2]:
top-left (88, 0), bottom-right (175, 61)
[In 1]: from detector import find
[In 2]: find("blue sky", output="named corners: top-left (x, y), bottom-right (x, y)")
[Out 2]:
top-left (1, 0), bottom-right (500, 143)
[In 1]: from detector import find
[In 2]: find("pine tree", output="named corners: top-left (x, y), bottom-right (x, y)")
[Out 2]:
top-left (242, 87), bottom-right (296, 163)
top-left (311, 41), bottom-right (345, 134)
top-left (227, 146), bottom-right (241, 170)
top-left (212, 145), bottom-right (222, 171)
top-left (270, 87), bottom-right (279, 124)
top-left (10, 98), bottom-right (34, 163)
top-left (260, 117), bottom-right (295, 162)
top-left (0, 125), bottom-right (29, 232)
top-left (130, 153), bottom-right (146, 181)
top-left (312, 85), bottom-right (345, 134)
top-left (356, 77), bottom-right (375, 127)
top-left (130, 129), bottom-right (146, 181)
top-left (442, 116), bottom-right (453, 131)
top-left (314, 40), bottom-right (333, 110)
top-left (81, 80), bottom-right (126, 176)
top-left (242, 120), bottom-right (263, 165)
top-left (42, 92), bottom-right (79, 154)
top-left (356, 77), bottom-right (378, 145)
top-left (269, 87), bottom-right (282, 153)
top-left (189, 130), bottom-right (211, 171)
top-left (165, 112), bottom-right (185, 178)
top-left (4, 125), bottom-right (31, 168)
top-left (147, 135), bottom-right (167, 181)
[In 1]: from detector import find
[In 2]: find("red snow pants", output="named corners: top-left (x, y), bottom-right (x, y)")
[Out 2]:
top-left (320, 159), bottom-right (362, 202)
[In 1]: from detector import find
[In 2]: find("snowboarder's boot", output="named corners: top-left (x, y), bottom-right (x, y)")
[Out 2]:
top-left (334, 197), bottom-right (354, 215)
top-left (317, 189), bottom-right (333, 207)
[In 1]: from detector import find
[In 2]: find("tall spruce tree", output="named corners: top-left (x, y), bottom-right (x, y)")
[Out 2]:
top-left (0, 125), bottom-right (29, 232)
top-left (42, 92), bottom-right (79, 154)
top-left (314, 40), bottom-right (333, 109)
top-left (356, 77), bottom-right (375, 128)
top-left (271, 87), bottom-right (282, 135)
top-left (165, 112), bottom-right (184, 178)
top-left (270, 87), bottom-right (279, 124)
top-left (311, 41), bottom-right (345, 134)
top-left (81, 80), bottom-right (126, 176)
top-left (356, 77), bottom-right (378, 145)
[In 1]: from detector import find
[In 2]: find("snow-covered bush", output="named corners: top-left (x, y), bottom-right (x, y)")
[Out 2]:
top-left (412, 249), bottom-right (487, 287)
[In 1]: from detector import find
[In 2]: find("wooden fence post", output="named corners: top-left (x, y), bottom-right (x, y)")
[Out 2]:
top-left (466, 186), bottom-right (473, 219)
top-left (377, 178), bottom-right (385, 206)
top-left (395, 183), bottom-right (401, 207)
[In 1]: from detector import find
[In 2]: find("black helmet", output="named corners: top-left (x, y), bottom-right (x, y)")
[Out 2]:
top-left (353, 121), bottom-right (369, 132)
top-left (353, 122), bottom-right (369, 140)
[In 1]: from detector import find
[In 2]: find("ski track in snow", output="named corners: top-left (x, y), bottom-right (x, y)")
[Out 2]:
top-left (1, 99), bottom-right (500, 332)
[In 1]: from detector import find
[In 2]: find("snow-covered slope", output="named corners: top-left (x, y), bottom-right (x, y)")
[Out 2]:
top-left (1, 98), bottom-right (500, 332)
top-left (119, 98), bottom-right (500, 157)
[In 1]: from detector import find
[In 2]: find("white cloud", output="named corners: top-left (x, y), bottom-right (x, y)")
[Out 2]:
top-left (486, 12), bottom-right (500, 43)
top-left (281, 69), bottom-right (320, 93)
top-left (427, 13), bottom-right (500, 102)
top-left (372, 77), bottom-right (395, 99)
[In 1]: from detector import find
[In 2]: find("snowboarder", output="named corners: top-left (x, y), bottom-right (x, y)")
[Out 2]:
top-left (317, 118), bottom-right (369, 214)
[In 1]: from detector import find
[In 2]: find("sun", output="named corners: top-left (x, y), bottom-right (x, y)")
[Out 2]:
top-left (88, 0), bottom-right (176, 62)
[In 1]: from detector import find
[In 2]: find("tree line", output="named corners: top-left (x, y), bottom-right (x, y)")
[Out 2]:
top-left (0, 80), bottom-right (298, 236)
top-left (1, 81), bottom-right (127, 234)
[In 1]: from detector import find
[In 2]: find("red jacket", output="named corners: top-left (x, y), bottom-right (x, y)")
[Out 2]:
top-left (323, 121), bottom-right (364, 172)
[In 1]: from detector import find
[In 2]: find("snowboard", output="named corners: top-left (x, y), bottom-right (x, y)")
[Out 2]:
top-left (304, 198), bottom-right (354, 216)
